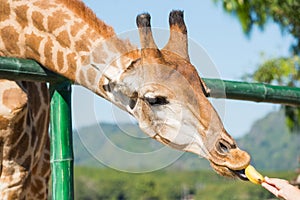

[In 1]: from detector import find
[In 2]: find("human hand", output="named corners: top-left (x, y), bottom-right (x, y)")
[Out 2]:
top-left (261, 177), bottom-right (300, 200)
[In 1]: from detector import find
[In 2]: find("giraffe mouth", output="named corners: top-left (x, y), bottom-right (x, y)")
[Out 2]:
top-left (210, 161), bottom-right (249, 181)
top-left (232, 169), bottom-right (249, 181)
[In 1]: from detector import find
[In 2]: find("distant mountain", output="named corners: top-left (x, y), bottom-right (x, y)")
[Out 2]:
top-left (73, 110), bottom-right (300, 171)
top-left (73, 123), bottom-right (210, 170)
top-left (237, 109), bottom-right (300, 171)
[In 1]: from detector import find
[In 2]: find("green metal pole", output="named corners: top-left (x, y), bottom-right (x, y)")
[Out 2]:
top-left (203, 78), bottom-right (300, 106)
top-left (1, 57), bottom-right (300, 106)
top-left (50, 81), bottom-right (74, 200)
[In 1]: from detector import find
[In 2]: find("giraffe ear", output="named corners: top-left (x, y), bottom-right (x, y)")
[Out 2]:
top-left (163, 10), bottom-right (190, 61)
top-left (136, 13), bottom-right (162, 63)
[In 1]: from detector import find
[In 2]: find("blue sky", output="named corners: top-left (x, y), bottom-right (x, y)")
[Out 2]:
top-left (73, 0), bottom-right (293, 138)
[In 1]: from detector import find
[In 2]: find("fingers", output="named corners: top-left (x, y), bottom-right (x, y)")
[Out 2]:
top-left (262, 177), bottom-right (300, 200)
top-left (264, 176), bottom-right (289, 189)
top-left (261, 181), bottom-right (279, 196)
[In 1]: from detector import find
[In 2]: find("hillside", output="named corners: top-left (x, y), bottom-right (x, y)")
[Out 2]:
top-left (237, 109), bottom-right (300, 170)
top-left (73, 110), bottom-right (300, 171)
top-left (72, 167), bottom-right (295, 200)
top-left (73, 123), bottom-right (210, 170)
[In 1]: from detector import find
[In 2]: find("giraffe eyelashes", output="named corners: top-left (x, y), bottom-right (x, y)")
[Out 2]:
top-left (128, 92), bottom-right (169, 110)
top-left (144, 96), bottom-right (169, 106)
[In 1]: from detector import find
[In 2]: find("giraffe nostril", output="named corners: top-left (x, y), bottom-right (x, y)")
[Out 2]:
top-left (217, 141), bottom-right (230, 154)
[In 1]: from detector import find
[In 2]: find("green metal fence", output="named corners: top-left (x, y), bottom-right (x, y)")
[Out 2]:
top-left (50, 81), bottom-right (74, 200)
top-left (0, 57), bottom-right (73, 200)
top-left (0, 57), bottom-right (300, 199)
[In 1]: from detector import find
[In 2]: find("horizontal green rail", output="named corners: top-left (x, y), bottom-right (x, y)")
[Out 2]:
top-left (0, 57), bottom-right (300, 106)
top-left (0, 57), bottom-right (66, 82)
top-left (203, 78), bottom-right (300, 106)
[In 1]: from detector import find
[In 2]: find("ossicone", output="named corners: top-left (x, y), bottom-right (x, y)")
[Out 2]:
top-left (163, 10), bottom-right (189, 61)
top-left (136, 13), bottom-right (161, 63)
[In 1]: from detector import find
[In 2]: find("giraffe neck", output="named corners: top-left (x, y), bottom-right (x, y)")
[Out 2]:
top-left (0, 0), bottom-right (139, 96)
top-left (76, 36), bottom-right (139, 95)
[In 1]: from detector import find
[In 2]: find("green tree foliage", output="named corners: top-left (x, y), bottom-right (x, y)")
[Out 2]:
top-left (213, 0), bottom-right (300, 53)
top-left (250, 56), bottom-right (300, 131)
top-left (73, 167), bottom-right (295, 200)
top-left (74, 119), bottom-right (299, 171)
top-left (237, 110), bottom-right (300, 170)
top-left (213, 0), bottom-right (300, 131)
top-left (251, 56), bottom-right (299, 86)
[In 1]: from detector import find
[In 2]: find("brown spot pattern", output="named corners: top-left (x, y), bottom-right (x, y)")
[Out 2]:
top-left (78, 70), bottom-right (86, 85)
top-left (70, 21), bottom-right (85, 37)
top-left (80, 55), bottom-right (89, 65)
top-left (17, 136), bottom-right (31, 167)
top-left (33, 1), bottom-right (56, 10)
top-left (36, 111), bottom-right (46, 135)
top-left (32, 11), bottom-right (45, 31)
top-left (47, 10), bottom-right (70, 33)
top-left (39, 149), bottom-right (50, 176)
top-left (10, 115), bottom-right (26, 145)
top-left (87, 68), bottom-right (96, 84)
top-left (26, 83), bottom-right (41, 117)
top-left (58, 0), bottom-right (115, 38)
top-left (57, 30), bottom-right (71, 48)
top-left (0, 26), bottom-right (20, 55)
top-left (25, 33), bottom-right (44, 60)
top-left (57, 51), bottom-right (64, 70)
top-left (75, 38), bottom-right (90, 52)
top-left (0, 0), bottom-right (10, 22)
top-left (66, 53), bottom-right (77, 78)
top-left (44, 38), bottom-right (54, 69)
top-left (0, 116), bottom-right (9, 130)
top-left (85, 29), bottom-right (98, 42)
top-left (31, 178), bottom-right (43, 196)
top-left (15, 5), bottom-right (29, 29)
top-left (3, 88), bottom-right (27, 111)
top-left (30, 126), bottom-right (37, 148)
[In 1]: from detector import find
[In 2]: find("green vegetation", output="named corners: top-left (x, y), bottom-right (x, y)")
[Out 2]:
top-left (74, 110), bottom-right (300, 171)
top-left (213, 0), bottom-right (300, 131)
top-left (72, 110), bottom-right (300, 199)
top-left (243, 55), bottom-right (300, 131)
top-left (237, 110), bottom-right (300, 170)
top-left (74, 167), bottom-right (295, 200)
top-left (73, 123), bottom-right (211, 170)
top-left (213, 0), bottom-right (300, 52)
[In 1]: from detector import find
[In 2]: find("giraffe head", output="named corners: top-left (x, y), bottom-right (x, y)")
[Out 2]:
top-left (102, 11), bottom-right (250, 179)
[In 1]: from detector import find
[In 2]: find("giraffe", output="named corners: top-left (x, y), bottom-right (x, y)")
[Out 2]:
top-left (0, 0), bottom-right (251, 199)
top-left (0, 80), bottom-right (50, 199)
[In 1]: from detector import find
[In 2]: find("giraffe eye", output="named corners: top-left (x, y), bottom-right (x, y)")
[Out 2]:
top-left (144, 96), bottom-right (169, 106)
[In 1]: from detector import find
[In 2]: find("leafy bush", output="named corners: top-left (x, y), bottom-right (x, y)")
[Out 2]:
top-left (74, 167), bottom-right (295, 200)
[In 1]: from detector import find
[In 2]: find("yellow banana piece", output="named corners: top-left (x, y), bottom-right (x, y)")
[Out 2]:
top-left (245, 165), bottom-right (264, 184)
